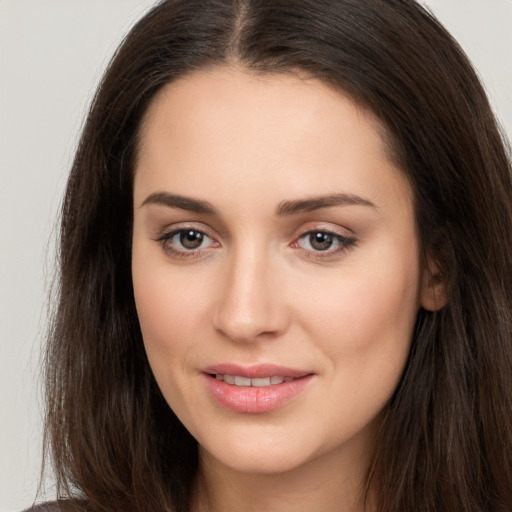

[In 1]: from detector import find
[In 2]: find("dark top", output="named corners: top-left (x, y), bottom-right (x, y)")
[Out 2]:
top-left (24, 505), bottom-right (58, 512)
top-left (23, 501), bottom-right (87, 512)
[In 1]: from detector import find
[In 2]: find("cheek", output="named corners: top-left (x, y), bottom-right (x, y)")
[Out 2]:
top-left (131, 230), bottom-right (210, 378)
top-left (296, 241), bottom-right (421, 381)
top-left (133, 267), bottom-right (207, 356)
top-left (299, 268), bottom-right (420, 437)
top-left (132, 263), bottom-right (213, 421)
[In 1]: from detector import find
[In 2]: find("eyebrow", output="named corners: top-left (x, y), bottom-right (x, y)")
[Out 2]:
top-left (141, 192), bottom-right (218, 215)
top-left (140, 191), bottom-right (376, 216)
top-left (276, 193), bottom-right (376, 216)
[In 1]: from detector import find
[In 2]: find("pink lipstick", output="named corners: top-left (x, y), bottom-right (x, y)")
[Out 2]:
top-left (202, 364), bottom-right (314, 413)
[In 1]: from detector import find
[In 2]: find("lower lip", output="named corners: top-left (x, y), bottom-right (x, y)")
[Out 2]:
top-left (203, 374), bottom-right (314, 413)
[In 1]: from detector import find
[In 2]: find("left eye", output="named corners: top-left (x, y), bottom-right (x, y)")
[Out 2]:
top-left (297, 231), bottom-right (353, 252)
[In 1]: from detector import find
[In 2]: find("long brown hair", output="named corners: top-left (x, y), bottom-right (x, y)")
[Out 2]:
top-left (43, 1), bottom-right (512, 511)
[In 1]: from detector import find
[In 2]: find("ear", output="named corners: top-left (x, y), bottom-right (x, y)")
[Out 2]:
top-left (420, 256), bottom-right (448, 311)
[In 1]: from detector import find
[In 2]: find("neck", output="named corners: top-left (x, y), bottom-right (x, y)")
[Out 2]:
top-left (191, 438), bottom-right (376, 512)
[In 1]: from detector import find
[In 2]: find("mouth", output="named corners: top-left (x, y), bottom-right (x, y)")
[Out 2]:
top-left (202, 364), bottom-right (314, 413)
top-left (210, 374), bottom-right (295, 387)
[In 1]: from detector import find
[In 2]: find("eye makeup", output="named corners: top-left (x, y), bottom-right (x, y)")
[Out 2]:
top-left (153, 223), bottom-right (357, 263)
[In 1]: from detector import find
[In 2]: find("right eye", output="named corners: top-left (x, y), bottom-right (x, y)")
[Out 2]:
top-left (174, 229), bottom-right (209, 249)
top-left (155, 228), bottom-right (218, 259)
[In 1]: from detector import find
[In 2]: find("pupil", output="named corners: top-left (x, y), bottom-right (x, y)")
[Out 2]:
top-left (180, 230), bottom-right (203, 249)
top-left (310, 232), bottom-right (333, 251)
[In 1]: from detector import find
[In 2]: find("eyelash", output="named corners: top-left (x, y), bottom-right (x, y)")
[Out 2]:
top-left (154, 227), bottom-right (357, 261)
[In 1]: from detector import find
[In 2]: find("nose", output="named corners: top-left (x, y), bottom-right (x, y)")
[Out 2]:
top-left (212, 247), bottom-right (290, 343)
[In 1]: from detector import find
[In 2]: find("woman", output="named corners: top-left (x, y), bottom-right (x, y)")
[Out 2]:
top-left (34, 0), bottom-right (512, 511)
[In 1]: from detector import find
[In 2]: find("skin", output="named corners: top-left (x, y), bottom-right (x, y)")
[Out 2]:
top-left (131, 67), bottom-right (442, 512)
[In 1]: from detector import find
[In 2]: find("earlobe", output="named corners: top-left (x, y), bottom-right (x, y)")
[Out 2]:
top-left (420, 258), bottom-right (448, 311)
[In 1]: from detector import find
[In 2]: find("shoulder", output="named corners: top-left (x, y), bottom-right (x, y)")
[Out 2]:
top-left (23, 501), bottom-right (89, 512)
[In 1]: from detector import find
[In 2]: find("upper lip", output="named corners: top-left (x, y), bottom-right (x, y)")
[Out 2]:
top-left (202, 363), bottom-right (311, 379)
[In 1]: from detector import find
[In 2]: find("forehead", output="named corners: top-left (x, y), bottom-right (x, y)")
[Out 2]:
top-left (134, 66), bottom-right (411, 215)
top-left (138, 66), bottom-right (390, 161)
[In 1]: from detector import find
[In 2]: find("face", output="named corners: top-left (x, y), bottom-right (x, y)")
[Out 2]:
top-left (132, 67), bottom-right (432, 477)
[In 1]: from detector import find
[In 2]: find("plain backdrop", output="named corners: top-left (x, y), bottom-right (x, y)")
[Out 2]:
top-left (1, 1), bottom-right (511, 511)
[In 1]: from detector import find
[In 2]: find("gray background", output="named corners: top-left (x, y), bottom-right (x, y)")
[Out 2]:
top-left (1, 1), bottom-right (511, 510)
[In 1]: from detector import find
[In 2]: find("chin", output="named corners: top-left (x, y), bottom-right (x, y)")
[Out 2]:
top-left (198, 433), bottom-right (317, 475)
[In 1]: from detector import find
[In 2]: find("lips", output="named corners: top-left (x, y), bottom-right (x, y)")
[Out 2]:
top-left (202, 364), bottom-right (314, 413)
top-left (203, 363), bottom-right (309, 379)
top-left (214, 374), bottom-right (294, 387)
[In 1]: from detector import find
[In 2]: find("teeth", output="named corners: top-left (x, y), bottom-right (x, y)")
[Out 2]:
top-left (224, 375), bottom-right (235, 384)
top-left (215, 374), bottom-right (293, 387)
top-left (234, 376), bottom-right (252, 387)
top-left (252, 377), bottom-right (271, 387)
